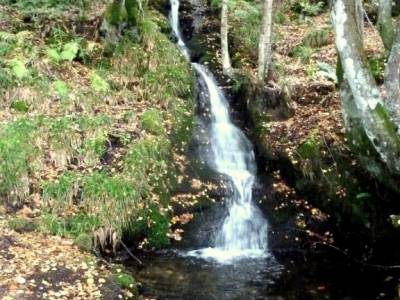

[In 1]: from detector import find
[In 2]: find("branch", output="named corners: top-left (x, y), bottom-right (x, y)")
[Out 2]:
top-left (120, 240), bottom-right (143, 265)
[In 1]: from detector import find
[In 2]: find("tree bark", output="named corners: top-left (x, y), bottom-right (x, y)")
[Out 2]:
top-left (221, 0), bottom-right (232, 76)
top-left (377, 0), bottom-right (395, 51)
top-left (355, 0), bottom-right (364, 44)
top-left (257, 0), bottom-right (274, 84)
top-left (384, 25), bottom-right (400, 126)
top-left (332, 0), bottom-right (400, 174)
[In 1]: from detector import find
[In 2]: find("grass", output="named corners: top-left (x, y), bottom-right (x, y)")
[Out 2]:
top-left (291, 45), bottom-right (314, 64)
top-left (40, 212), bottom-right (101, 238)
top-left (1, 0), bottom-right (195, 250)
top-left (0, 118), bottom-right (40, 207)
top-left (140, 108), bottom-right (165, 136)
top-left (42, 171), bottom-right (81, 211)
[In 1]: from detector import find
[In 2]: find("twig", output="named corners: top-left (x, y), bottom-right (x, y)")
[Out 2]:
top-left (120, 240), bottom-right (143, 265)
top-left (321, 133), bottom-right (338, 172)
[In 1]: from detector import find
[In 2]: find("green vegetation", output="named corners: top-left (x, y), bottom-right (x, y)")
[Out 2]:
top-left (302, 28), bottom-right (330, 48)
top-left (0, 118), bottom-right (40, 207)
top-left (0, 0), bottom-right (195, 252)
top-left (112, 265), bottom-right (139, 297)
top-left (141, 108), bottom-right (165, 135)
top-left (368, 55), bottom-right (385, 83)
top-left (291, 0), bottom-right (325, 17)
top-left (40, 212), bottom-right (101, 238)
top-left (291, 45), bottom-right (314, 63)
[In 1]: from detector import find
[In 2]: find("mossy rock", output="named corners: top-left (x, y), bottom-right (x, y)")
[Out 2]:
top-left (114, 271), bottom-right (139, 297)
top-left (8, 218), bottom-right (37, 233)
top-left (74, 233), bottom-right (93, 252)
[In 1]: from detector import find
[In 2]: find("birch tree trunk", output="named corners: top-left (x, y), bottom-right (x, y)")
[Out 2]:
top-left (221, 0), bottom-right (232, 76)
top-left (257, 0), bottom-right (274, 84)
top-left (377, 0), bottom-right (395, 51)
top-left (332, 0), bottom-right (400, 175)
top-left (384, 25), bottom-right (400, 125)
top-left (355, 0), bottom-right (364, 44)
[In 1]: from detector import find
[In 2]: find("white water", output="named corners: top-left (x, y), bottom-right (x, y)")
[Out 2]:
top-left (170, 0), bottom-right (268, 263)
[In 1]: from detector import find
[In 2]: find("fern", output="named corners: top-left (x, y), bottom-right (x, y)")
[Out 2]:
top-left (46, 41), bottom-right (80, 64)
top-left (60, 41), bottom-right (79, 61)
top-left (90, 72), bottom-right (110, 93)
top-left (53, 80), bottom-right (70, 98)
top-left (8, 58), bottom-right (29, 79)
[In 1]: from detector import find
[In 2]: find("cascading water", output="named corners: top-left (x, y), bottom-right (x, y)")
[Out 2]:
top-left (170, 0), bottom-right (268, 263)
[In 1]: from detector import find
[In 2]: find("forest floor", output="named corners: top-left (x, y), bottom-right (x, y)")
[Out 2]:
top-left (0, 211), bottom-right (132, 300)
top-left (262, 12), bottom-right (383, 162)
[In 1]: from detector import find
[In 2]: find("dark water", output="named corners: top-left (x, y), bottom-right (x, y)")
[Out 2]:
top-left (127, 251), bottom-right (282, 300)
top-left (126, 248), bottom-right (399, 300)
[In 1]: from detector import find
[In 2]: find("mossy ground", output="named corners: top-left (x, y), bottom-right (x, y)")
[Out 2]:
top-left (0, 0), bottom-right (202, 297)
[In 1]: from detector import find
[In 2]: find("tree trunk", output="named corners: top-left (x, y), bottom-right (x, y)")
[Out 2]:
top-left (257, 0), bottom-right (274, 84)
top-left (355, 0), bottom-right (364, 44)
top-left (384, 25), bottom-right (400, 126)
top-left (377, 0), bottom-right (395, 51)
top-left (221, 0), bottom-right (232, 76)
top-left (340, 82), bottom-right (400, 192)
top-left (332, 0), bottom-right (400, 175)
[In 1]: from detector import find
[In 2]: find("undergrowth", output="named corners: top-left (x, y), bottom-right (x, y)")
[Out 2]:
top-left (0, 1), bottom-right (195, 250)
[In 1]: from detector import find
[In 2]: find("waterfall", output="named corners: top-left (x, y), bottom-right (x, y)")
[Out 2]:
top-left (169, 0), bottom-right (268, 263)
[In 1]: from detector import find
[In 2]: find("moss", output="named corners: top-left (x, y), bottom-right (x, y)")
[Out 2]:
top-left (74, 233), bottom-right (93, 252)
top-left (10, 100), bottom-right (29, 113)
top-left (106, 0), bottom-right (127, 26)
top-left (368, 55), bottom-right (385, 83)
top-left (146, 207), bottom-right (170, 248)
top-left (112, 271), bottom-right (138, 297)
top-left (125, 0), bottom-right (144, 28)
top-left (373, 103), bottom-right (400, 145)
top-left (8, 218), bottom-right (38, 233)
top-left (297, 131), bottom-right (322, 159)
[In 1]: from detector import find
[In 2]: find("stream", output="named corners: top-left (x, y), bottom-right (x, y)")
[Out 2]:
top-left (125, 1), bottom-right (399, 299)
